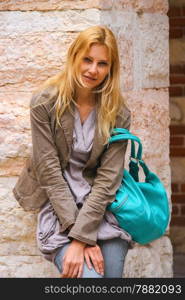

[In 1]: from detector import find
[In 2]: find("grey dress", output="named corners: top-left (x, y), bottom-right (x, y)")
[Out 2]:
top-left (36, 106), bottom-right (131, 262)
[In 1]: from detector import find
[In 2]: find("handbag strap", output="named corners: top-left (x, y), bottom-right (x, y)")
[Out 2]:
top-left (111, 130), bottom-right (139, 159)
top-left (109, 128), bottom-right (143, 160)
top-left (108, 128), bottom-right (144, 182)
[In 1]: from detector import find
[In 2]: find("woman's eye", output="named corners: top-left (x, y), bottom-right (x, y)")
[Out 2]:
top-left (99, 62), bottom-right (108, 66)
top-left (83, 57), bottom-right (108, 66)
top-left (83, 57), bottom-right (91, 62)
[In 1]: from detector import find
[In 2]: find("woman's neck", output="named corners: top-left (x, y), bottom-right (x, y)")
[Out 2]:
top-left (75, 86), bottom-right (96, 107)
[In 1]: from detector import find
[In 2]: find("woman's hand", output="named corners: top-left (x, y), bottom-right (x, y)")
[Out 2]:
top-left (84, 244), bottom-right (104, 276)
top-left (61, 239), bottom-right (86, 278)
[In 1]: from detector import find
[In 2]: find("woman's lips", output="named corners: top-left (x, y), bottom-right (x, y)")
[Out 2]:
top-left (83, 75), bottom-right (97, 81)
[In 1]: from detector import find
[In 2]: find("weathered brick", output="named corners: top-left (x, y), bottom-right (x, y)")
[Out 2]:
top-left (170, 28), bottom-right (183, 39)
top-left (170, 17), bottom-right (185, 27)
top-left (170, 147), bottom-right (185, 157)
top-left (181, 184), bottom-right (185, 192)
top-left (168, 6), bottom-right (182, 17)
top-left (172, 194), bottom-right (185, 203)
top-left (169, 86), bottom-right (183, 97)
top-left (170, 136), bottom-right (184, 146)
top-left (181, 205), bottom-right (185, 215)
top-left (171, 183), bottom-right (179, 193)
top-left (172, 204), bottom-right (180, 215)
top-left (170, 125), bottom-right (185, 134)
top-left (170, 216), bottom-right (185, 226)
top-left (170, 75), bottom-right (185, 84)
top-left (170, 64), bottom-right (185, 74)
top-left (183, 7), bottom-right (185, 16)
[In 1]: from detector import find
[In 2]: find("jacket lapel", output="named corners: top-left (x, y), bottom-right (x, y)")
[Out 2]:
top-left (55, 103), bottom-right (74, 160)
top-left (59, 105), bottom-right (74, 154)
top-left (85, 104), bottom-right (105, 168)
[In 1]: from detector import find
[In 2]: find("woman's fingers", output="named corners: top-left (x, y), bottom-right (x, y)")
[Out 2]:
top-left (61, 258), bottom-right (70, 278)
top-left (91, 255), bottom-right (101, 275)
top-left (70, 265), bottom-right (80, 278)
top-left (60, 239), bottom-right (86, 278)
top-left (92, 253), bottom-right (104, 275)
top-left (60, 243), bottom-right (104, 278)
top-left (77, 264), bottom-right (83, 278)
top-left (61, 261), bottom-right (80, 278)
top-left (97, 247), bottom-right (104, 275)
top-left (61, 258), bottom-right (84, 278)
top-left (84, 245), bottom-right (104, 276)
top-left (84, 252), bottom-right (93, 270)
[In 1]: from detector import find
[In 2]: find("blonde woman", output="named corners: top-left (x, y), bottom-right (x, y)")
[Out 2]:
top-left (13, 26), bottom-right (131, 278)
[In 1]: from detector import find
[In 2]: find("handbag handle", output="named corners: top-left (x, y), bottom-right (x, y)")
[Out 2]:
top-left (109, 128), bottom-right (144, 182)
top-left (109, 128), bottom-right (143, 161)
top-left (112, 129), bottom-right (136, 156)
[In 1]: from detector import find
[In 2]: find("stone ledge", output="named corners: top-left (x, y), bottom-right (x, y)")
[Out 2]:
top-left (124, 237), bottom-right (173, 278)
top-left (0, 0), bottom-right (169, 13)
top-left (0, 255), bottom-right (59, 277)
top-left (0, 0), bottom-right (111, 11)
top-left (114, 0), bottom-right (169, 14)
top-left (0, 237), bottom-right (173, 278)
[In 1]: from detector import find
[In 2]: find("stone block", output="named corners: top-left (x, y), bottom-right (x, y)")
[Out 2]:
top-left (0, 0), bottom-right (112, 11)
top-left (0, 177), bottom-right (39, 256)
top-left (100, 11), bottom-right (135, 91)
top-left (0, 255), bottom-right (59, 277)
top-left (134, 13), bottom-right (169, 89)
top-left (101, 11), bottom-right (169, 90)
top-left (124, 236), bottom-right (173, 277)
top-left (0, 10), bottom-right (100, 92)
top-left (113, 0), bottom-right (169, 14)
top-left (0, 92), bottom-right (32, 176)
top-left (123, 88), bottom-right (171, 196)
top-left (124, 89), bottom-right (170, 159)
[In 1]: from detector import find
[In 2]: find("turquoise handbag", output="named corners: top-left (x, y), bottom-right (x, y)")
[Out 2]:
top-left (107, 128), bottom-right (170, 245)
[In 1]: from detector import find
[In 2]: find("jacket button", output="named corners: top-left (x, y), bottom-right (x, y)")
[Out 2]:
top-left (27, 168), bottom-right (31, 172)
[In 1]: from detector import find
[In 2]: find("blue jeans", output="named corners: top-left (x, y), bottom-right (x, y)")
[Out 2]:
top-left (54, 238), bottom-right (128, 278)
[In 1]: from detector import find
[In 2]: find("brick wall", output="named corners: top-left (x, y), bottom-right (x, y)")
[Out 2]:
top-left (169, 4), bottom-right (185, 227)
top-left (170, 125), bottom-right (185, 226)
top-left (169, 4), bottom-right (185, 98)
top-left (170, 125), bottom-right (185, 156)
top-left (170, 65), bottom-right (185, 97)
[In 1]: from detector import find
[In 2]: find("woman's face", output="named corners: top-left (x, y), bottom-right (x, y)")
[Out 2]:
top-left (79, 43), bottom-right (110, 89)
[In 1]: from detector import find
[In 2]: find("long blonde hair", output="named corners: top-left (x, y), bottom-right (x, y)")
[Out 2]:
top-left (33, 25), bottom-right (125, 145)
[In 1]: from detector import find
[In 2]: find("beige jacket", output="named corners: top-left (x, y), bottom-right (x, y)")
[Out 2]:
top-left (13, 86), bottom-right (131, 245)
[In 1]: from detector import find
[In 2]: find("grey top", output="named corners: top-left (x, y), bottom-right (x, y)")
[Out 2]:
top-left (36, 106), bottom-right (131, 262)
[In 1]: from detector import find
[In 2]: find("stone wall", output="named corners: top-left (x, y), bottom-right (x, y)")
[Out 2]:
top-left (168, 0), bottom-right (185, 254)
top-left (0, 0), bottom-right (173, 277)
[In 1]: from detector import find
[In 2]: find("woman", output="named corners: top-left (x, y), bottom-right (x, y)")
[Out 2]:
top-left (13, 25), bottom-right (131, 278)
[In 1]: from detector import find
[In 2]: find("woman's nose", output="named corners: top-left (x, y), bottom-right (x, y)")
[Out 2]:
top-left (89, 63), bottom-right (98, 74)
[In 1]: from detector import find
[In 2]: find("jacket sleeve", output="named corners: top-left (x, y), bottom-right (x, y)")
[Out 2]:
top-left (68, 107), bottom-right (131, 245)
top-left (30, 89), bottom-right (78, 231)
